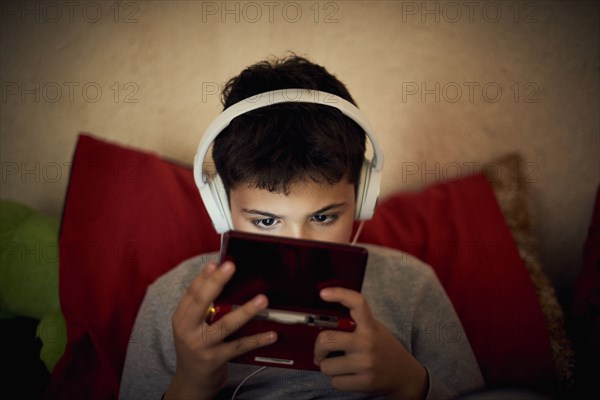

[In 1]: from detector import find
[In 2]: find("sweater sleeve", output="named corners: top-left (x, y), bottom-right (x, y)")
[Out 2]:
top-left (409, 263), bottom-right (484, 399)
top-left (119, 255), bottom-right (213, 400)
top-left (119, 280), bottom-right (177, 400)
top-left (361, 245), bottom-right (484, 400)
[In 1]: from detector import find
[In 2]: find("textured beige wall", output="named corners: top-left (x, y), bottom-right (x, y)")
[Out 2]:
top-left (1, 1), bottom-right (598, 293)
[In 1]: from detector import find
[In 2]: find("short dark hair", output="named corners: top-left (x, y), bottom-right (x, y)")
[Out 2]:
top-left (213, 54), bottom-right (366, 195)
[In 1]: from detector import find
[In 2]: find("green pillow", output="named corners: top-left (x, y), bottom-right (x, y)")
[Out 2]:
top-left (0, 199), bottom-right (66, 372)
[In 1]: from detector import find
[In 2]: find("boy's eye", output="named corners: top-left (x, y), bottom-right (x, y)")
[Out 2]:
top-left (311, 214), bottom-right (337, 224)
top-left (253, 218), bottom-right (277, 228)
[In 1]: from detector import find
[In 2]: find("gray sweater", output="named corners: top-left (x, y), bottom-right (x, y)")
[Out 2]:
top-left (120, 244), bottom-right (484, 399)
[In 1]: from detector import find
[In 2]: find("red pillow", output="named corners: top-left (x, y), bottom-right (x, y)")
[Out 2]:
top-left (359, 175), bottom-right (555, 390)
top-left (48, 134), bottom-right (221, 399)
top-left (47, 134), bottom-right (554, 398)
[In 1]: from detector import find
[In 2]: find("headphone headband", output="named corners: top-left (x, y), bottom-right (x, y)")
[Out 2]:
top-left (193, 88), bottom-right (384, 233)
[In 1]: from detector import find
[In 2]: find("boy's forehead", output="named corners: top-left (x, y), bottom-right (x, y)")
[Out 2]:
top-left (236, 179), bottom-right (355, 196)
top-left (230, 180), bottom-right (356, 211)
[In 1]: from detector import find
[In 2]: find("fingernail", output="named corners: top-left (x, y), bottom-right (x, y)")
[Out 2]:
top-left (205, 263), bottom-right (216, 273)
top-left (320, 288), bottom-right (331, 297)
top-left (253, 295), bottom-right (266, 308)
top-left (268, 331), bottom-right (277, 343)
top-left (221, 261), bottom-right (234, 272)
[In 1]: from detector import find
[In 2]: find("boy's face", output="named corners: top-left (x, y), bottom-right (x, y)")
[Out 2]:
top-left (229, 180), bottom-right (356, 243)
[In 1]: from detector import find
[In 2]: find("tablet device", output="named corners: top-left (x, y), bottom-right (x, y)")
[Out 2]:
top-left (207, 230), bottom-right (369, 370)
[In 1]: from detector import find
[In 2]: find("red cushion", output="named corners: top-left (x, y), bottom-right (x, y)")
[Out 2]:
top-left (359, 174), bottom-right (555, 390)
top-left (48, 134), bottom-right (220, 399)
top-left (48, 134), bottom-right (554, 398)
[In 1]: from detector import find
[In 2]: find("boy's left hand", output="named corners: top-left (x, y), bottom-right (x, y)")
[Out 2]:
top-left (313, 288), bottom-right (428, 400)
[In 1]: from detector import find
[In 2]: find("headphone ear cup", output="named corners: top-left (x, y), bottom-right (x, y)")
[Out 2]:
top-left (355, 158), bottom-right (381, 220)
top-left (203, 173), bottom-right (233, 233)
top-left (354, 159), bottom-right (370, 220)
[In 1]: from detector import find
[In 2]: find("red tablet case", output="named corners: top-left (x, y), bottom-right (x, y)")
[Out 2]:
top-left (211, 231), bottom-right (368, 370)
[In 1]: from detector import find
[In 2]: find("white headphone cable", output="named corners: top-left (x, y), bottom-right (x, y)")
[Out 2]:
top-left (231, 366), bottom-right (268, 400)
top-left (352, 220), bottom-right (365, 245)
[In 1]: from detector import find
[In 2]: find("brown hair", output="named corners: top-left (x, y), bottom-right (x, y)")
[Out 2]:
top-left (213, 54), bottom-right (366, 195)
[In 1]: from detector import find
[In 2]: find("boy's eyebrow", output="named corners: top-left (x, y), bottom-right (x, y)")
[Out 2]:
top-left (241, 202), bottom-right (348, 218)
top-left (241, 209), bottom-right (280, 219)
top-left (312, 202), bottom-right (348, 215)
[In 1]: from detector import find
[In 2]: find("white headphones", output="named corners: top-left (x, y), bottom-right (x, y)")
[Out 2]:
top-left (193, 88), bottom-right (384, 234)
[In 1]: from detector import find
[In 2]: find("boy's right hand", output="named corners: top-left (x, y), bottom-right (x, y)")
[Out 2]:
top-left (164, 261), bottom-right (277, 400)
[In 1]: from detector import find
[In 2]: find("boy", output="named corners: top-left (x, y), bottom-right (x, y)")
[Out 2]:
top-left (119, 55), bottom-right (484, 399)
